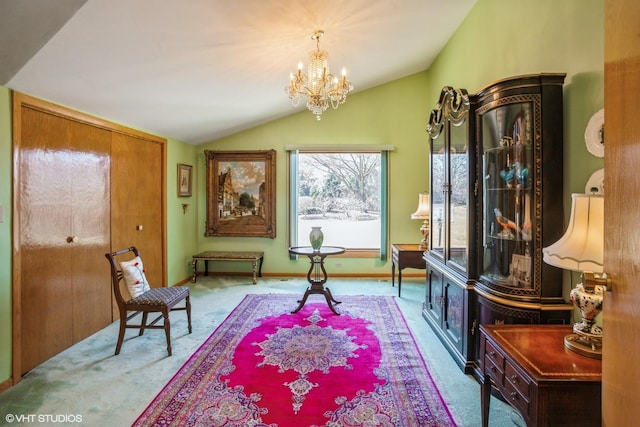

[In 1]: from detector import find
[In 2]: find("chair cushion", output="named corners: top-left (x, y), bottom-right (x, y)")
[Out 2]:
top-left (120, 256), bottom-right (151, 299)
top-left (127, 286), bottom-right (189, 307)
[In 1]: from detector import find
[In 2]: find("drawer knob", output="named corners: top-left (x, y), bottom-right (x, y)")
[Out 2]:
top-left (489, 351), bottom-right (496, 358)
top-left (510, 374), bottom-right (519, 383)
top-left (490, 366), bottom-right (496, 372)
top-left (510, 391), bottom-right (519, 400)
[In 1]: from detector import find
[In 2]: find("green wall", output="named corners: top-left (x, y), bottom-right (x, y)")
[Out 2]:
top-left (0, 0), bottom-right (604, 384)
top-left (427, 0), bottom-right (604, 196)
top-left (166, 138), bottom-right (200, 285)
top-left (191, 0), bottom-right (604, 276)
top-left (426, 0), bottom-right (604, 302)
top-left (193, 72), bottom-right (431, 275)
top-left (0, 85), bottom-right (12, 382)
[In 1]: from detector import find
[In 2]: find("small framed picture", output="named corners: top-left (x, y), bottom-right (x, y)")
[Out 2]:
top-left (509, 254), bottom-right (531, 287)
top-left (178, 163), bottom-right (192, 197)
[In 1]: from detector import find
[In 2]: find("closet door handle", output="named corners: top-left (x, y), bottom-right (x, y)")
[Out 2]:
top-left (66, 236), bottom-right (78, 243)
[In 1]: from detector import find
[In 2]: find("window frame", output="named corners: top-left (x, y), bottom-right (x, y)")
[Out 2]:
top-left (286, 145), bottom-right (394, 259)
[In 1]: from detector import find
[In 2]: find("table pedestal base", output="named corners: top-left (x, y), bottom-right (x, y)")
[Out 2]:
top-left (288, 246), bottom-right (346, 315)
top-left (293, 284), bottom-right (341, 315)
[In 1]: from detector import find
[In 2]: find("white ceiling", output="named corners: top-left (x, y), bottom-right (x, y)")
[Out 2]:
top-left (1, 0), bottom-right (476, 145)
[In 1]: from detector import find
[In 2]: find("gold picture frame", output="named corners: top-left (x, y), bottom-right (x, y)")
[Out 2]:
top-left (178, 163), bottom-right (192, 197)
top-left (205, 150), bottom-right (276, 238)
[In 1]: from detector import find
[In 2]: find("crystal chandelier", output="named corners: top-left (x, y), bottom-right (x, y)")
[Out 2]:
top-left (285, 30), bottom-right (353, 120)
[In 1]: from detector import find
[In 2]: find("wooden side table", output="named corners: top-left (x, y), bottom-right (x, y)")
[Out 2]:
top-left (391, 244), bottom-right (426, 297)
top-left (191, 251), bottom-right (264, 284)
top-left (479, 324), bottom-right (602, 427)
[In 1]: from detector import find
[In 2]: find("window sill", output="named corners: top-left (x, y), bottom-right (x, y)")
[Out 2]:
top-left (335, 249), bottom-right (380, 258)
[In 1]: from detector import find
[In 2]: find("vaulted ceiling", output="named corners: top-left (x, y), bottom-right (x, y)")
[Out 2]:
top-left (1, 0), bottom-right (476, 144)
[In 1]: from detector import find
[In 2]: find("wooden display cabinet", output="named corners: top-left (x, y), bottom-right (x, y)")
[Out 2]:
top-left (422, 75), bottom-right (573, 375)
top-left (473, 74), bottom-right (572, 377)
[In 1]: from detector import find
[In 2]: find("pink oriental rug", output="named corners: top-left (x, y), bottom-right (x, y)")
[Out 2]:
top-left (133, 294), bottom-right (457, 426)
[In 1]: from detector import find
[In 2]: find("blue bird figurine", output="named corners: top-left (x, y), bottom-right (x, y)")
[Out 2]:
top-left (499, 168), bottom-right (515, 185)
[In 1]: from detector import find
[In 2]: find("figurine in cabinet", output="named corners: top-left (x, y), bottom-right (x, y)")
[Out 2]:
top-left (493, 207), bottom-right (519, 239)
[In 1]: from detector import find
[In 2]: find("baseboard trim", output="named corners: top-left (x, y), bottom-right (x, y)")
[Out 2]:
top-left (0, 376), bottom-right (14, 392)
top-left (178, 271), bottom-right (426, 285)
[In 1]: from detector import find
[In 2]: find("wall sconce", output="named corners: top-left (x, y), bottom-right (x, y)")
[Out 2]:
top-left (542, 193), bottom-right (610, 359)
top-left (411, 193), bottom-right (430, 249)
top-left (182, 204), bottom-right (189, 215)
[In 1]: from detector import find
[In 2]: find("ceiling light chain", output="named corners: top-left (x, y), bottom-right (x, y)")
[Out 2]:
top-left (285, 30), bottom-right (353, 120)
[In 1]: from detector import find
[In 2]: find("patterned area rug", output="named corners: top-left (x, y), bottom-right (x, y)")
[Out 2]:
top-left (133, 294), bottom-right (456, 426)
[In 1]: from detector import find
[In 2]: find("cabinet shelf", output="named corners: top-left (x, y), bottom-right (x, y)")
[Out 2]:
top-left (484, 186), bottom-right (532, 192)
top-left (487, 233), bottom-right (531, 242)
top-left (481, 273), bottom-right (529, 289)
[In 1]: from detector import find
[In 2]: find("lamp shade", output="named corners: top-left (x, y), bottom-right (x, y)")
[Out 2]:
top-left (411, 193), bottom-right (430, 219)
top-left (542, 193), bottom-right (604, 273)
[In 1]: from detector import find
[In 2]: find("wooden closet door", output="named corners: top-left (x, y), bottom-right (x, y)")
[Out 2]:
top-left (69, 122), bottom-right (112, 341)
top-left (17, 105), bottom-right (111, 374)
top-left (111, 132), bottom-right (166, 288)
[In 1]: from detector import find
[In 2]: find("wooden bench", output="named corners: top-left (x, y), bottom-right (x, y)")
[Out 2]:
top-left (191, 251), bottom-right (264, 284)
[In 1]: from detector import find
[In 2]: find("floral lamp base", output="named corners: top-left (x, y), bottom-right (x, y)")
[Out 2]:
top-left (565, 280), bottom-right (605, 359)
top-left (418, 219), bottom-right (429, 249)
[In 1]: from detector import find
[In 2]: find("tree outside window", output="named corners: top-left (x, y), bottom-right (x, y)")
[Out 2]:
top-left (293, 152), bottom-right (383, 250)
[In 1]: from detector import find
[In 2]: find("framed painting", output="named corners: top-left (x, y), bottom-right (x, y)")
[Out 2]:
top-left (205, 149), bottom-right (276, 238)
top-left (178, 163), bottom-right (192, 197)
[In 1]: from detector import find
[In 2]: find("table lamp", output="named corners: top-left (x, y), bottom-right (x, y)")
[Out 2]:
top-left (411, 193), bottom-right (430, 249)
top-left (542, 192), bottom-right (609, 358)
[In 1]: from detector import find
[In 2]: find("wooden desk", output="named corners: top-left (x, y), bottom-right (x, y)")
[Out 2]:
top-left (479, 324), bottom-right (602, 427)
top-left (391, 244), bottom-right (426, 297)
top-left (289, 246), bottom-right (345, 315)
top-left (191, 251), bottom-right (264, 284)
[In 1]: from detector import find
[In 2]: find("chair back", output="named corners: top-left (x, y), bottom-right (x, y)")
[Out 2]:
top-left (105, 246), bottom-right (140, 307)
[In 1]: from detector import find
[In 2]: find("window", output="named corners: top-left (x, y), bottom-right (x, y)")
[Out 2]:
top-left (288, 146), bottom-right (393, 258)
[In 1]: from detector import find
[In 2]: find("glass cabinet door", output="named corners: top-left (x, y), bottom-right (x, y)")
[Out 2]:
top-left (481, 102), bottom-right (534, 289)
top-left (427, 86), bottom-right (472, 272)
top-left (448, 121), bottom-right (469, 270)
top-left (430, 131), bottom-right (446, 259)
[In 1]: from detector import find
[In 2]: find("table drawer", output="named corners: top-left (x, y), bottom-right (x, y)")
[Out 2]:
top-left (395, 250), bottom-right (426, 269)
top-left (484, 354), bottom-right (504, 385)
top-left (504, 376), bottom-right (531, 417)
top-left (484, 340), bottom-right (505, 370)
top-left (505, 360), bottom-right (532, 400)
